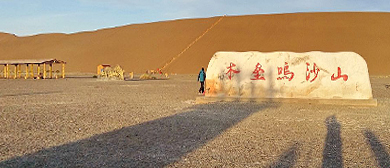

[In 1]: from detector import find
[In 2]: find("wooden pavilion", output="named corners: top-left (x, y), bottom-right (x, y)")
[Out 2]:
top-left (0, 59), bottom-right (66, 79)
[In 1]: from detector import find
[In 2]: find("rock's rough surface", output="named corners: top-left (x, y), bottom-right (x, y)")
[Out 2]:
top-left (205, 51), bottom-right (373, 100)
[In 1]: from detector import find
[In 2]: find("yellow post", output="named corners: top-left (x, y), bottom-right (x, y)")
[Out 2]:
top-left (62, 63), bottom-right (65, 78)
top-left (129, 72), bottom-right (134, 79)
top-left (43, 63), bottom-right (46, 79)
top-left (37, 64), bottom-right (41, 79)
top-left (3, 65), bottom-right (5, 78)
top-left (30, 64), bottom-right (34, 78)
top-left (97, 65), bottom-right (101, 75)
top-left (25, 64), bottom-right (29, 79)
top-left (6, 64), bottom-right (9, 79)
top-left (49, 64), bottom-right (53, 79)
top-left (18, 65), bottom-right (21, 78)
top-left (14, 65), bottom-right (17, 79)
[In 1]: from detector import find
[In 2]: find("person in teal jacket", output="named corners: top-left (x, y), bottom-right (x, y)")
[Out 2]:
top-left (198, 67), bottom-right (206, 94)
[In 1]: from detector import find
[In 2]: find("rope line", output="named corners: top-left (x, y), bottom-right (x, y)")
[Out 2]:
top-left (160, 15), bottom-right (226, 71)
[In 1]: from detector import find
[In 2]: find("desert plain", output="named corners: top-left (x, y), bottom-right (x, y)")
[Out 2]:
top-left (1, 12), bottom-right (390, 167)
top-left (0, 74), bottom-right (389, 167)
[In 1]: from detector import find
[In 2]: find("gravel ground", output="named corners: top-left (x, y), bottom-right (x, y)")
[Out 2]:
top-left (0, 75), bottom-right (389, 167)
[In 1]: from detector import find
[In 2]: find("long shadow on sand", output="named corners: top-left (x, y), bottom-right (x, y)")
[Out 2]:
top-left (322, 115), bottom-right (343, 168)
top-left (0, 102), bottom-right (278, 167)
top-left (268, 142), bottom-right (300, 168)
top-left (364, 130), bottom-right (390, 168)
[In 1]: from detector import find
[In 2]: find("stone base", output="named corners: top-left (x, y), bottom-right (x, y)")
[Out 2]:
top-left (196, 96), bottom-right (378, 107)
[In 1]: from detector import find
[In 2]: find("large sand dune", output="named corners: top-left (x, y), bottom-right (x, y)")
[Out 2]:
top-left (0, 12), bottom-right (389, 75)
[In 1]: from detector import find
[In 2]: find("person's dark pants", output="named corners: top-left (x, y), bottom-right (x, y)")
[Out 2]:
top-left (199, 81), bottom-right (205, 93)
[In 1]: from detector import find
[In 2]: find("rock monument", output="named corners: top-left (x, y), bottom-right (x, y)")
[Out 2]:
top-left (199, 51), bottom-right (376, 106)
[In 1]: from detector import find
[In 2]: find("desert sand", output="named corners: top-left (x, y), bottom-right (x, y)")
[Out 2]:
top-left (1, 12), bottom-right (390, 167)
top-left (0, 12), bottom-right (390, 75)
top-left (0, 75), bottom-right (389, 167)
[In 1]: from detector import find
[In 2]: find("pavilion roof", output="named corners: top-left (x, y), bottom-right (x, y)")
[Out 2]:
top-left (0, 58), bottom-right (66, 65)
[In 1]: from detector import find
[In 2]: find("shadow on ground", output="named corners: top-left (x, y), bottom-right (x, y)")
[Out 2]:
top-left (364, 130), bottom-right (390, 168)
top-left (0, 102), bottom-right (279, 167)
top-left (269, 115), bottom-right (345, 168)
top-left (322, 115), bottom-right (343, 168)
top-left (269, 142), bottom-right (300, 168)
top-left (0, 91), bottom-right (62, 98)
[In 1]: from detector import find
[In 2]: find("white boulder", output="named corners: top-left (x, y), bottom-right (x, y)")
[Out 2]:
top-left (205, 51), bottom-right (373, 100)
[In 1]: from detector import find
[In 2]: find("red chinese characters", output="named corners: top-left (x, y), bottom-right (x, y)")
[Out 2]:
top-left (226, 62), bottom-right (240, 80)
top-left (331, 67), bottom-right (348, 81)
top-left (251, 63), bottom-right (265, 80)
top-left (306, 62), bottom-right (320, 82)
top-left (223, 61), bottom-right (349, 82)
top-left (277, 62), bottom-right (294, 81)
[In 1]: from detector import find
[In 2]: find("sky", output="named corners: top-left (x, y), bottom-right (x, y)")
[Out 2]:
top-left (0, 0), bottom-right (389, 36)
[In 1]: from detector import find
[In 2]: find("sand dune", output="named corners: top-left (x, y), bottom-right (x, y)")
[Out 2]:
top-left (0, 12), bottom-right (389, 75)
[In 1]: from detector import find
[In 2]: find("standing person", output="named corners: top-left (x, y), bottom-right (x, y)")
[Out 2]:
top-left (198, 67), bottom-right (206, 95)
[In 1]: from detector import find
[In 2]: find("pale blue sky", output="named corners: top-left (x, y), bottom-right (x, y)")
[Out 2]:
top-left (1, 0), bottom-right (389, 36)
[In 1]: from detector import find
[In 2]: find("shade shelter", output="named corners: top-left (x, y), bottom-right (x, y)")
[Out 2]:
top-left (0, 59), bottom-right (66, 79)
top-left (97, 64), bottom-right (111, 75)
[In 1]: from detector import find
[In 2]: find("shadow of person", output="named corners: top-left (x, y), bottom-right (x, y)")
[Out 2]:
top-left (364, 130), bottom-right (390, 168)
top-left (1, 102), bottom-right (279, 168)
top-left (322, 115), bottom-right (343, 168)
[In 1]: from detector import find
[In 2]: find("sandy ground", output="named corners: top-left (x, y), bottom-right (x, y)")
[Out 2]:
top-left (0, 75), bottom-right (389, 167)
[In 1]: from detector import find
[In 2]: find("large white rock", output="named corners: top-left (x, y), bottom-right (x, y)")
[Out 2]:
top-left (205, 51), bottom-right (373, 100)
